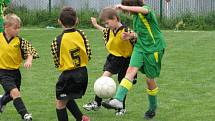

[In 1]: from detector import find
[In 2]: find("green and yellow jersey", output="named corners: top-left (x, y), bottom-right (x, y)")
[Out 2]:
top-left (133, 4), bottom-right (166, 53)
top-left (0, 32), bottom-right (39, 70)
top-left (51, 28), bottom-right (92, 72)
top-left (0, 0), bottom-right (10, 15)
top-left (103, 26), bottom-right (135, 58)
top-left (0, 0), bottom-right (10, 32)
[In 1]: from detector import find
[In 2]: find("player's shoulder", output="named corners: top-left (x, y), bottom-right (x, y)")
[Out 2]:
top-left (75, 29), bottom-right (87, 39)
top-left (17, 36), bottom-right (29, 43)
top-left (76, 29), bottom-right (85, 35)
top-left (143, 4), bottom-right (153, 13)
top-left (54, 32), bottom-right (64, 43)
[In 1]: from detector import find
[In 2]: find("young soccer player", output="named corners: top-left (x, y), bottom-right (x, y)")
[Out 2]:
top-left (83, 7), bottom-right (137, 116)
top-left (0, 13), bottom-right (39, 121)
top-left (102, 0), bottom-right (167, 119)
top-left (51, 7), bottom-right (92, 121)
top-left (0, 0), bottom-right (11, 32)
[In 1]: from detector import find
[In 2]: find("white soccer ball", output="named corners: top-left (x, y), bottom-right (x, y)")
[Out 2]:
top-left (94, 76), bottom-right (116, 99)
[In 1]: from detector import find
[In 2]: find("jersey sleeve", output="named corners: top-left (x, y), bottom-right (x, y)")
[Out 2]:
top-left (19, 37), bottom-right (39, 60)
top-left (78, 30), bottom-right (92, 60)
top-left (143, 5), bottom-right (152, 13)
top-left (142, 5), bottom-right (153, 19)
top-left (50, 38), bottom-right (60, 68)
top-left (102, 28), bottom-right (110, 45)
top-left (3, 0), bottom-right (11, 7)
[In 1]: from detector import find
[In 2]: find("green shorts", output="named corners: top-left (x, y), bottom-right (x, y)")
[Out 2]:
top-left (129, 50), bottom-right (164, 78)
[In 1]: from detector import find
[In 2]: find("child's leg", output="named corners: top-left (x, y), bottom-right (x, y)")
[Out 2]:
top-left (102, 67), bottom-right (138, 110)
top-left (0, 92), bottom-right (12, 113)
top-left (83, 95), bottom-right (101, 111)
top-left (94, 95), bottom-right (102, 106)
top-left (83, 71), bottom-right (112, 111)
top-left (66, 99), bottom-right (83, 121)
top-left (1, 92), bottom-right (13, 105)
top-left (114, 67), bottom-right (138, 102)
top-left (56, 99), bottom-right (68, 121)
top-left (146, 78), bottom-right (158, 111)
top-left (10, 88), bottom-right (29, 118)
top-left (118, 71), bottom-right (127, 109)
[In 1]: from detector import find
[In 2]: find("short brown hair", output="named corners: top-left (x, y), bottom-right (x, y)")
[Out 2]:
top-left (121, 0), bottom-right (143, 6)
top-left (99, 7), bottom-right (119, 22)
top-left (59, 7), bottom-right (77, 27)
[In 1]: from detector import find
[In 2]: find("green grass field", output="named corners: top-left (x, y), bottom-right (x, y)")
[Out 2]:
top-left (0, 29), bottom-right (215, 121)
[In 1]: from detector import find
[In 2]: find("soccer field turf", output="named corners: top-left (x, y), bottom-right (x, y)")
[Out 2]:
top-left (0, 29), bottom-right (214, 121)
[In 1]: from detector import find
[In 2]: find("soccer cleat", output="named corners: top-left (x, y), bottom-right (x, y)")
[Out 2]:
top-left (115, 108), bottom-right (126, 116)
top-left (0, 95), bottom-right (5, 113)
top-left (23, 113), bottom-right (32, 121)
top-left (83, 101), bottom-right (101, 111)
top-left (82, 115), bottom-right (90, 121)
top-left (144, 109), bottom-right (156, 119)
top-left (102, 99), bottom-right (123, 110)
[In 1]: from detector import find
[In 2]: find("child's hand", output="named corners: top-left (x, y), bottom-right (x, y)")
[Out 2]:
top-left (24, 60), bottom-right (32, 69)
top-left (122, 32), bottom-right (137, 41)
top-left (115, 4), bottom-right (123, 10)
top-left (122, 32), bottom-right (131, 40)
top-left (24, 55), bottom-right (33, 69)
top-left (91, 17), bottom-right (98, 26)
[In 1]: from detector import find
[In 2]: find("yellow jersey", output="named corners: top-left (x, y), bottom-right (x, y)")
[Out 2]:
top-left (0, 32), bottom-right (39, 70)
top-left (51, 28), bottom-right (92, 71)
top-left (103, 26), bottom-right (135, 58)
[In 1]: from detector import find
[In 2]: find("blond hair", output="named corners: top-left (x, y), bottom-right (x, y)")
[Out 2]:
top-left (4, 13), bottom-right (21, 26)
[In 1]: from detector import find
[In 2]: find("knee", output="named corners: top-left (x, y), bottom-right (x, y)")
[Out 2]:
top-left (146, 78), bottom-right (157, 90)
top-left (10, 88), bottom-right (20, 99)
top-left (125, 67), bottom-right (138, 80)
top-left (56, 99), bottom-right (67, 109)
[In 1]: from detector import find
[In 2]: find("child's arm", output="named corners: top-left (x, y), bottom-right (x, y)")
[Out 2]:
top-left (19, 37), bottom-right (39, 60)
top-left (19, 37), bottom-right (39, 69)
top-left (122, 31), bottom-right (137, 41)
top-left (116, 4), bottom-right (149, 14)
top-left (51, 39), bottom-right (60, 68)
top-left (122, 28), bottom-right (137, 45)
top-left (24, 55), bottom-right (33, 69)
top-left (91, 17), bottom-right (105, 31)
top-left (78, 30), bottom-right (92, 60)
top-left (3, 0), bottom-right (11, 12)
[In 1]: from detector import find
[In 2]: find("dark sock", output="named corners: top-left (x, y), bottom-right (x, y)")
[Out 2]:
top-left (1, 93), bottom-right (12, 105)
top-left (66, 99), bottom-right (83, 121)
top-left (95, 95), bottom-right (102, 106)
top-left (13, 97), bottom-right (28, 118)
top-left (123, 95), bottom-right (126, 109)
top-left (56, 108), bottom-right (68, 121)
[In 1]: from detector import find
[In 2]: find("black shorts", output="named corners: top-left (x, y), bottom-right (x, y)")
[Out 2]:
top-left (56, 67), bottom-right (88, 100)
top-left (0, 69), bottom-right (21, 92)
top-left (103, 54), bottom-right (131, 82)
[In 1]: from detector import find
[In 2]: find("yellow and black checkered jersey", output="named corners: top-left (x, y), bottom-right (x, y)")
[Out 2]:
top-left (0, 32), bottom-right (39, 70)
top-left (103, 26), bottom-right (135, 58)
top-left (51, 28), bottom-right (92, 72)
